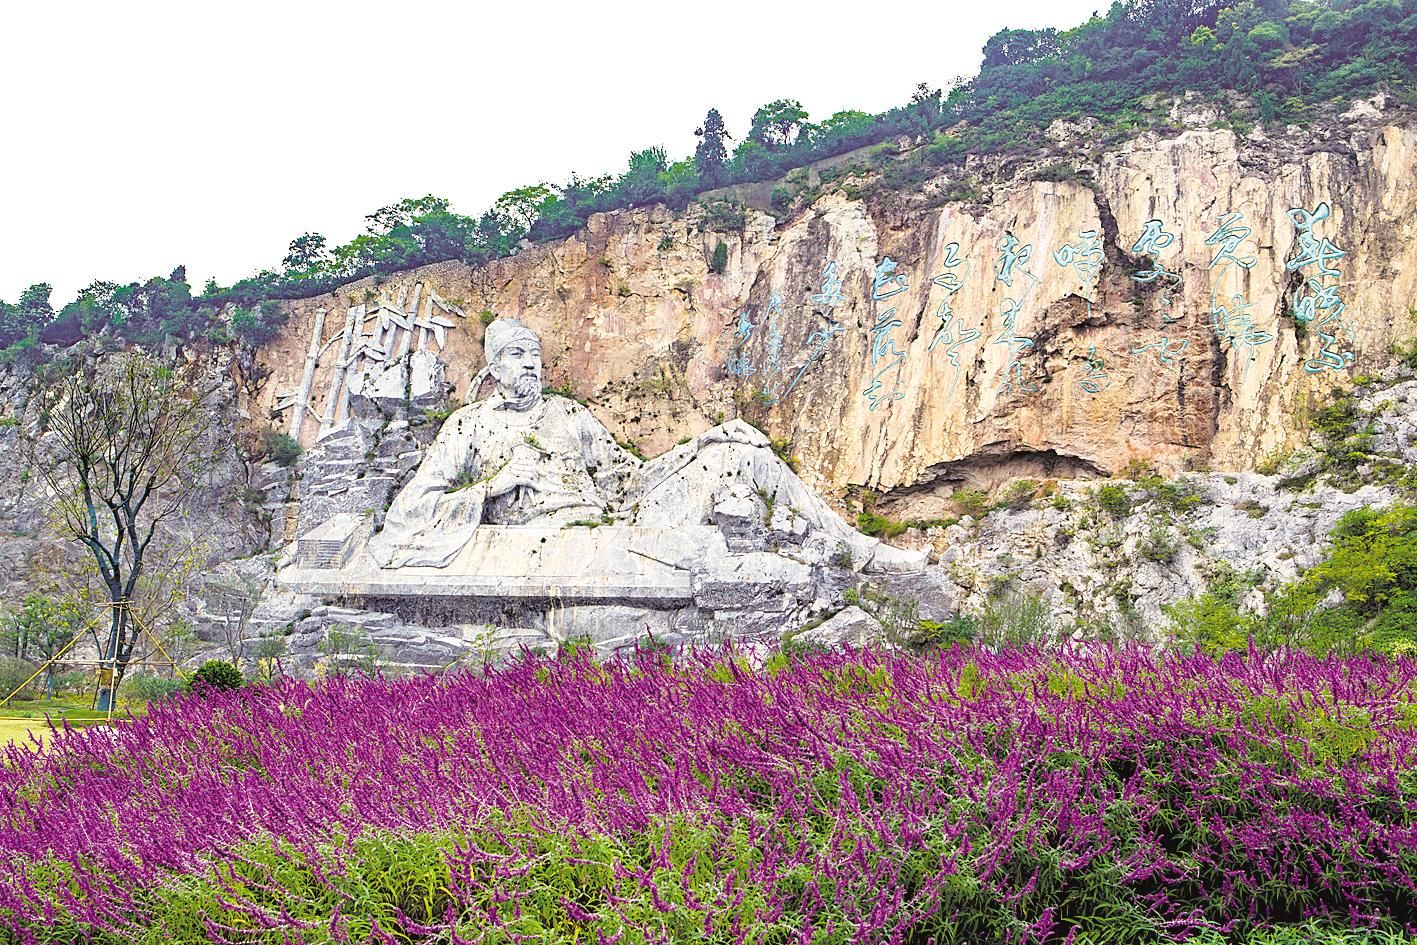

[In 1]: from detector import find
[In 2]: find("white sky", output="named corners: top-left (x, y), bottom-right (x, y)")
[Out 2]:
top-left (0, 0), bottom-right (1103, 305)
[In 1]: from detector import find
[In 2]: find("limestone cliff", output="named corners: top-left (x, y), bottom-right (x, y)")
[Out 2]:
top-left (247, 101), bottom-right (1417, 525)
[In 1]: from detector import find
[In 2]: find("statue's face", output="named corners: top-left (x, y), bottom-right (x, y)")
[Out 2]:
top-left (489, 338), bottom-right (543, 408)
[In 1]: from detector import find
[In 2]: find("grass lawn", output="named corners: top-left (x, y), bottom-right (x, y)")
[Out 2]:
top-left (0, 717), bottom-right (58, 747)
top-left (0, 699), bottom-right (108, 747)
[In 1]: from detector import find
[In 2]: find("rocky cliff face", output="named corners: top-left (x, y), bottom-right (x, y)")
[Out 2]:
top-left (249, 101), bottom-right (1417, 519)
top-left (5, 99), bottom-right (1416, 670)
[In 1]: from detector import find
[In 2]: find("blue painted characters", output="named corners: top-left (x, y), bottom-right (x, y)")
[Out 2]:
top-left (1052, 228), bottom-right (1108, 394)
top-left (927, 242), bottom-right (981, 399)
top-left (993, 232), bottom-right (1042, 396)
top-left (761, 294), bottom-right (785, 401)
top-left (1077, 345), bottom-right (1110, 394)
top-left (871, 255), bottom-right (909, 300)
top-left (725, 306), bottom-right (756, 379)
top-left (993, 298), bottom-right (1039, 396)
top-left (1204, 211), bottom-right (1273, 369)
top-left (809, 260), bottom-right (846, 309)
top-left (864, 256), bottom-right (910, 410)
top-left (724, 292), bottom-right (783, 396)
top-left (1052, 229), bottom-right (1103, 292)
top-left (1285, 202), bottom-right (1355, 374)
top-left (778, 262), bottom-right (848, 403)
top-left (1130, 337), bottom-right (1189, 367)
top-left (995, 233), bottom-right (1037, 288)
top-left (1130, 219), bottom-right (1183, 320)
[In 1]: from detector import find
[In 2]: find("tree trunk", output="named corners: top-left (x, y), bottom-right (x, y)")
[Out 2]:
top-left (94, 605), bottom-right (128, 712)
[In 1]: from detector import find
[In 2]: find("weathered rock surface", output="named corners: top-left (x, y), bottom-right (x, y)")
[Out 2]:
top-left (793, 606), bottom-right (884, 648)
top-left (922, 376), bottom-right (1417, 633)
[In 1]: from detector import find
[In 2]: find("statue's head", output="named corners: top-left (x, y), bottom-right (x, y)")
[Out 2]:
top-left (484, 318), bottom-right (543, 410)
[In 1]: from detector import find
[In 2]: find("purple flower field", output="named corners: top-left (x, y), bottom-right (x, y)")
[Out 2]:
top-left (0, 645), bottom-right (1414, 944)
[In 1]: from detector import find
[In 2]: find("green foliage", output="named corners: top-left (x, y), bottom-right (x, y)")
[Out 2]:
top-left (318, 625), bottom-right (381, 677)
top-left (228, 303), bottom-right (286, 345)
top-left (0, 594), bottom-right (84, 698)
top-left (281, 232), bottom-right (329, 272)
top-left (693, 108), bottom-right (730, 186)
top-left (1255, 449), bottom-right (1296, 476)
top-left (950, 487), bottom-right (990, 519)
top-left (1141, 524), bottom-right (1181, 563)
top-left (0, 284), bottom-right (54, 348)
top-left (616, 439), bottom-right (646, 462)
top-left (994, 479), bottom-right (1039, 511)
top-left (1135, 475), bottom-right (1205, 515)
top-left (249, 631), bottom-right (288, 683)
top-left (1097, 484), bottom-right (1133, 519)
top-left (746, 99), bottom-right (809, 151)
top-left (1291, 504), bottom-right (1417, 656)
top-left (1307, 393), bottom-right (1388, 490)
top-left (708, 240), bottom-right (729, 275)
top-left (187, 660), bottom-right (243, 694)
top-left (910, 616), bottom-right (978, 652)
top-left (555, 634), bottom-right (596, 661)
top-left (120, 673), bottom-right (185, 704)
top-left (0, 656), bottom-right (38, 701)
top-left (1173, 506), bottom-right (1417, 658)
top-left (856, 509), bottom-right (908, 539)
top-left (1166, 561), bottom-right (1259, 653)
top-left (853, 585), bottom-right (920, 643)
top-left (262, 431), bottom-right (302, 467)
top-left (768, 435), bottom-right (797, 471)
top-left (977, 585), bottom-right (1054, 647)
top-left (1030, 162), bottom-right (1082, 183)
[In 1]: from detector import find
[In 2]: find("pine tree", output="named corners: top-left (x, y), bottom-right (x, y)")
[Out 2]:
top-left (694, 108), bottom-right (730, 188)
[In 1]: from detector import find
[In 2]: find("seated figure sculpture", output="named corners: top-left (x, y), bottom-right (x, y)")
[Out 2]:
top-left (369, 318), bottom-right (920, 574)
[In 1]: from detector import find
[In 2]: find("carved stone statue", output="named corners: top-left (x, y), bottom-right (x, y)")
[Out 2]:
top-left (369, 318), bottom-right (919, 574)
top-left (370, 320), bottom-right (635, 567)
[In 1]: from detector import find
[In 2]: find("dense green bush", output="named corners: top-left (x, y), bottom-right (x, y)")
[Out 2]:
top-left (186, 660), bottom-right (243, 694)
top-left (708, 240), bottom-right (728, 275)
top-left (855, 509), bottom-right (908, 539)
top-left (977, 587), bottom-right (1055, 646)
top-left (120, 673), bottom-right (185, 705)
top-left (262, 431), bottom-right (302, 467)
top-left (910, 615), bottom-right (978, 651)
top-left (1097, 483), bottom-right (1133, 518)
top-left (228, 301), bottom-right (287, 345)
top-left (0, 657), bottom-right (37, 702)
top-left (995, 479), bottom-right (1039, 511)
top-left (950, 487), bottom-right (990, 519)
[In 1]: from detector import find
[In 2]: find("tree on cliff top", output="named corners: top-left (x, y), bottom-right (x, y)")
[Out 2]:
top-left (694, 108), bottom-right (730, 187)
top-left (282, 233), bottom-right (330, 273)
top-left (0, 284), bottom-right (55, 351)
top-left (746, 99), bottom-right (808, 150)
top-left (23, 351), bottom-right (224, 710)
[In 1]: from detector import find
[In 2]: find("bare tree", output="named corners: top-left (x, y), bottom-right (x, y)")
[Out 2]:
top-left (24, 351), bottom-right (224, 710)
top-left (204, 575), bottom-right (263, 669)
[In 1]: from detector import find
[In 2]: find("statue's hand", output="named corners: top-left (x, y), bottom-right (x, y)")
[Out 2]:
top-left (484, 455), bottom-right (542, 498)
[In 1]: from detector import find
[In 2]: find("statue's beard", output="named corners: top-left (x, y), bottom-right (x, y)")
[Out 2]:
top-left (500, 372), bottom-right (541, 409)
